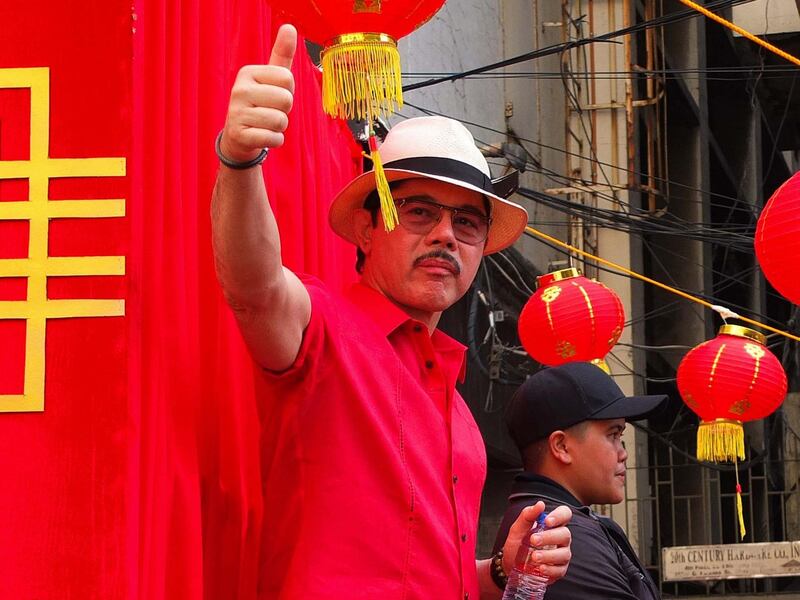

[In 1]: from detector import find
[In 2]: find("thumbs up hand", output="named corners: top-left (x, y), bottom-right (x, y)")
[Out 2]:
top-left (220, 24), bottom-right (298, 163)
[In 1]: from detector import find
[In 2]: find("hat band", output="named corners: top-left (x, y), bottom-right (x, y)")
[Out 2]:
top-left (383, 157), bottom-right (495, 195)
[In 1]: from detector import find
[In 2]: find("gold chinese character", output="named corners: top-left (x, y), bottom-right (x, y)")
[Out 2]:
top-left (744, 343), bottom-right (765, 360)
top-left (0, 67), bottom-right (126, 412)
top-left (555, 340), bottom-right (576, 359)
top-left (353, 0), bottom-right (381, 13)
top-left (541, 286), bottom-right (561, 303)
top-left (728, 398), bottom-right (751, 416)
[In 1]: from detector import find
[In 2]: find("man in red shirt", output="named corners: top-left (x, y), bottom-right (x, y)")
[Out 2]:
top-left (212, 24), bottom-right (573, 599)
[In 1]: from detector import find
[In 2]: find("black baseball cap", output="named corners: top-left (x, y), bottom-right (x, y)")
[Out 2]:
top-left (506, 362), bottom-right (668, 450)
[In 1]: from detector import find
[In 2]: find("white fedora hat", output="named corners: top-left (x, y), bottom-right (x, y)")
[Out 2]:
top-left (328, 116), bottom-right (529, 255)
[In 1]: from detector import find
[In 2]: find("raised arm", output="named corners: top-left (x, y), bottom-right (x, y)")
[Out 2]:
top-left (211, 24), bottom-right (312, 371)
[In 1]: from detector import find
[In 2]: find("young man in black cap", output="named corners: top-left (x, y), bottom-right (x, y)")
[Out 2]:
top-left (492, 362), bottom-right (668, 599)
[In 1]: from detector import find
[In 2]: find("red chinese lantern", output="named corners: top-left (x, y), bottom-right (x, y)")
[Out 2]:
top-left (676, 325), bottom-right (787, 462)
top-left (270, 0), bottom-right (447, 230)
top-left (676, 324), bottom-right (787, 538)
top-left (518, 268), bottom-right (625, 372)
top-left (755, 170), bottom-right (800, 304)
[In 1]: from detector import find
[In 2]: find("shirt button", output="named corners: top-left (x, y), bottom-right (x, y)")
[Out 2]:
top-left (413, 324), bottom-right (423, 333)
top-left (461, 533), bottom-right (467, 542)
top-left (453, 475), bottom-right (458, 484)
top-left (425, 360), bottom-right (434, 369)
top-left (464, 593), bottom-right (469, 600)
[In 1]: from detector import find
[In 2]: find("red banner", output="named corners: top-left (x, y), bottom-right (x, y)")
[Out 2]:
top-left (0, 1), bottom-right (360, 597)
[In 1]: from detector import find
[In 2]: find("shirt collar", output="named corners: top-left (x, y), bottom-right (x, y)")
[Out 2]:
top-left (344, 282), bottom-right (467, 381)
top-left (511, 472), bottom-right (585, 508)
top-left (345, 282), bottom-right (411, 337)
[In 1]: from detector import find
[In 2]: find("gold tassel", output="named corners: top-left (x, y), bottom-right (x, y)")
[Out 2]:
top-left (697, 420), bottom-right (747, 540)
top-left (365, 135), bottom-right (397, 231)
top-left (735, 456), bottom-right (746, 540)
top-left (697, 419), bottom-right (744, 462)
top-left (321, 33), bottom-right (403, 121)
top-left (320, 32), bottom-right (402, 230)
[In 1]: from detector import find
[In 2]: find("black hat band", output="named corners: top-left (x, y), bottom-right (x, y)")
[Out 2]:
top-left (383, 156), bottom-right (495, 195)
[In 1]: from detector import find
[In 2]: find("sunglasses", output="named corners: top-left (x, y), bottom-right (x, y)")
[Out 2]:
top-left (394, 197), bottom-right (492, 246)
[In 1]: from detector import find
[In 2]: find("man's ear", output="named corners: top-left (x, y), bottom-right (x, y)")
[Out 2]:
top-left (548, 430), bottom-right (572, 465)
top-left (352, 208), bottom-right (373, 254)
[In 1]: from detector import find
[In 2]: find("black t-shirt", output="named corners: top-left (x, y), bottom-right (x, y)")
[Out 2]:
top-left (493, 473), bottom-right (661, 600)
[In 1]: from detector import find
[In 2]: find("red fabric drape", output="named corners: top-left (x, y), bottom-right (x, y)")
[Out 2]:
top-left (0, 3), bottom-right (133, 598)
top-left (0, 1), bottom-right (361, 598)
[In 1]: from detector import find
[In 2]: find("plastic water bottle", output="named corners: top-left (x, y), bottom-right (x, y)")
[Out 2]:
top-left (501, 511), bottom-right (552, 600)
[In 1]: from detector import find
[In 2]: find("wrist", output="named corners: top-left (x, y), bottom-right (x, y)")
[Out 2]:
top-left (490, 549), bottom-right (508, 590)
top-left (216, 130), bottom-right (268, 169)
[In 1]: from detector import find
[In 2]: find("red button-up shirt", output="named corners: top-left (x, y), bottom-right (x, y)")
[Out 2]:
top-left (259, 277), bottom-right (486, 599)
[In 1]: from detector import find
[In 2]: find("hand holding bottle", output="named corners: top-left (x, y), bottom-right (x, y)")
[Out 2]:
top-left (502, 511), bottom-right (553, 599)
top-left (500, 502), bottom-right (572, 597)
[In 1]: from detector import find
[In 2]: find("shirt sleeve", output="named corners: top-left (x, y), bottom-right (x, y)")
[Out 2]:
top-left (258, 275), bottom-right (328, 385)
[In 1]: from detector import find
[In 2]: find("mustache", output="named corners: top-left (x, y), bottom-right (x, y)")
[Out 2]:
top-left (414, 250), bottom-right (462, 275)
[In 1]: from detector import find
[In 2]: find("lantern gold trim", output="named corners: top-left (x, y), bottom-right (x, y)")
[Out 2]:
top-left (591, 358), bottom-right (610, 374)
top-left (536, 267), bottom-right (581, 288)
top-left (328, 32), bottom-right (395, 45)
top-left (718, 324), bottom-right (766, 345)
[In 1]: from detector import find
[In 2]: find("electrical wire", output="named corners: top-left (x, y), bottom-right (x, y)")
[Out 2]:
top-left (396, 108), bottom-right (765, 308)
top-left (517, 187), bottom-right (754, 250)
top-left (493, 251), bottom-right (535, 295)
top-left (523, 224), bottom-right (800, 343)
top-left (402, 66), bottom-right (800, 82)
top-left (400, 101), bottom-right (762, 214)
top-left (555, 24), bottom-right (711, 326)
top-left (485, 255), bottom-right (532, 298)
top-left (617, 342), bottom-right (694, 351)
top-left (522, 218), bottom-right (789, 331)
top-left (402, 14), bottom-right (793, 319)
top-left (402, 95), bottom-right (792, 335)
top-left (677, 0), bottom-right (800, 67)
top-left (761, 71), bottom-right (798, 189)
top-left (514, 189), bottom-right (795, 311)
top-left (402, 0), bottom-right (751, 93)
top-left (498, 122), bottom-right (788, 323)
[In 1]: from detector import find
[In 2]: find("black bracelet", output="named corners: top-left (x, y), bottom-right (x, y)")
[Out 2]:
top-left (490, 550), bottom-right (508, 590)
top-left (215, 130), bottom-right (268, 169)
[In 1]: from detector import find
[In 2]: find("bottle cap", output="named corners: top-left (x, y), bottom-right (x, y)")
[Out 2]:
top-left (537, 511), bottom-right (548, 529)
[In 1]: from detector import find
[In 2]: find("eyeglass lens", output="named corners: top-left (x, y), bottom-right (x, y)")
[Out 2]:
top-left (395, 199), bottom-right (489, 245)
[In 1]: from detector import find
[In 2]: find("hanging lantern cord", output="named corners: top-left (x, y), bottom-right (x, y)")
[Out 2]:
top-left (524, 226), bottom-right (800, 344)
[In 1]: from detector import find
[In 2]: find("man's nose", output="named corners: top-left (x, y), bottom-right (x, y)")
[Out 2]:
top-left (619, 443), bottom-right (628, 462)
top-left (425, 211), bottom-right (458, 248)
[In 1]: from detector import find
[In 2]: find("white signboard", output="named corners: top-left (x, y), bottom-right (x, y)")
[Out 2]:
top-left (663, 541), bottom-right (800, 581)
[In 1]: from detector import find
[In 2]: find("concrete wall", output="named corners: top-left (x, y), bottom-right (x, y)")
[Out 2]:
top-left (733, 0), bottom-right (800, 36)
